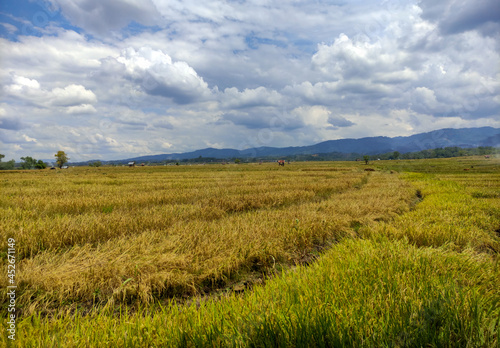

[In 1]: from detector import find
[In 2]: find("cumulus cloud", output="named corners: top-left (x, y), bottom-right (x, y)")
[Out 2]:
top-left (304, 19), bottom-right (499, 119)
top-left (3, 75), bottom-right (43, 102)
top-left (284, 81), bottom-right (340, 105)
top-left (313, 34), bottom-right (381, 79)
top-left (112, 47), bottom-right (212, 104)
top-left (221, 87), bottom-right (283, 109)
top-left (8, 75), bottom-right (41, 90)
top-left (4, 75), bottom-right (97, 112)
top-left (292, 106), bottom-right (328, 129)
top-left (66, 104), bottom-right (97, 114)
top-left (50, 84), bottom-right (97, 106)
top-left (412, 87), bottom-right (438, 111)
top-left (22, 134), bottom-right (37, 143)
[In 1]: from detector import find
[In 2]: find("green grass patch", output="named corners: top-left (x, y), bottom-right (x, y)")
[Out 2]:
top-left (9, 239), bottom-right (499, 347)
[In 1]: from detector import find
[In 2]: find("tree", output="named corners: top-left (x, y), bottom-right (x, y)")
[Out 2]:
top-left (0, 154), bottom-right (15, 170)
top-left (234, 158), bottom-right (241, 164)
top-left (393, 151), bottom-right (400, 160)
top-left (20, 156), bottom-right (37, 169)
top-left (363, 155), bottom-right (370, 165)
top-left (35, 160), bottom-right (47, 169)
top-left (21, 156), bottom-right (47, 170)
top-left (55, 151), bottom-right (69, 168)
top-left (89, 161), bottom-right (102, 167)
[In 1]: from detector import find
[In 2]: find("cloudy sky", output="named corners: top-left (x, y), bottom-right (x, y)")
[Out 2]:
top-left (0, 0), bottom-right (499, 161)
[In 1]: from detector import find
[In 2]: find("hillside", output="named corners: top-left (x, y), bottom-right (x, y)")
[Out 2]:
top-left (119, 127), bottom-right (499, 163)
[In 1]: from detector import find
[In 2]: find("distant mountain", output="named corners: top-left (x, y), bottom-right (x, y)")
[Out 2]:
top-left (114, 127), bottom-right (499, 163)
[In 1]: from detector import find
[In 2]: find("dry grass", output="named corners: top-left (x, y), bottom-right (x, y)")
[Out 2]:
top-left (0, 162), bottom-right (415, 315)
top-left (2, 157), bottom-right (499, 347)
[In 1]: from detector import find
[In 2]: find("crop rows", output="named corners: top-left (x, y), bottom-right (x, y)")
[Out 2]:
top-left (1, 163), bottom-right (415, 316)
top-left (1, 158), bottom-right (498, 347)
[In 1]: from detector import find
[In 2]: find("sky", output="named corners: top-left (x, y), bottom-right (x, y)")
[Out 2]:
top-left (0, 0), bottom-right (499, 162)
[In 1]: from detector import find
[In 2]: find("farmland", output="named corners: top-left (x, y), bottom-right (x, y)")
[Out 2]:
top-left (1, 157), bottom-right (499, 347)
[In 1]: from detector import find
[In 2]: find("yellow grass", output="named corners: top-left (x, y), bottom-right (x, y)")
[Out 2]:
top-left (1, 162), bottom-right (415, 315)
top-left (1, 157), bottom-right (499, 347)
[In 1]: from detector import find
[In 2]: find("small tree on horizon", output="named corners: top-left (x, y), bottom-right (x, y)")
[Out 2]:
top-left (363, 155), bottom-right (370, 165)
top-left (0, 154), bottom-right (15, 170)
top-left (89, 161), bottom-right (102, 167)
top-left (20, 156), bottom-right (36, 170)
top-left (20, 156), bottom-right (47, 170)
top-left (35, 160), bottom-right (47, 169)
top-left (55, 151), bottom-right (69, 168)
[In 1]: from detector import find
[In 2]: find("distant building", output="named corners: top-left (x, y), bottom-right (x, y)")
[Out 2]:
top-left (128, 161), bottom-right (135, 167)
top-left (61, 166), bottom-right (69, 169)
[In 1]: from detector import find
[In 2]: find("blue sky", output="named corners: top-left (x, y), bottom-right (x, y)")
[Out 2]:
top-left (1, 0), bottom-right (499, 161)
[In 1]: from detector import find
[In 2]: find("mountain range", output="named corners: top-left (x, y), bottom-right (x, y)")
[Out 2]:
top-left (111, 127), bottom-right (499, 163)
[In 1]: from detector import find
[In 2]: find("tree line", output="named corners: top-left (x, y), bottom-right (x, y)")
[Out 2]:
top-left (375, 146), bottom-right (498, 160)
top-left (0, 151), bottom-right (69, 170)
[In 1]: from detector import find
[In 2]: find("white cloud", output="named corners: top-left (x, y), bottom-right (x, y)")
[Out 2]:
top-left (50, 84), bottom-right (97, 107)
top-left (3, 75), bottom-right (43, 103)
top-left (112, 47), bottom-right (212, 104)
top-left (312, 33), bottom-right (409, 80)
top-left (373, 68), bottom-right (418, 84)
top-left (221, 87), bottom-right (283, 109)
top-left (9, 75), bottom-right (41, 90)
top-left (0, 30), bottom-right (118, 93)
top-left (292, 106), bottom-right (331, 128)
top-left (413, 87), bottom-right (438, 108)
top-left (4, 76), bottom-right (97, 112)
top-left (66, 104), bottom-right (97, 114)
top-left (22, 134), bottom-right (37, 143)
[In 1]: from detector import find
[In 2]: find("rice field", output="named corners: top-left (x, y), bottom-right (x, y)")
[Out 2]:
top-left (1, 157), bottom-right (499, 346)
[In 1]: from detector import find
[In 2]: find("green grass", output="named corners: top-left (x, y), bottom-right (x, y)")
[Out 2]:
top-left (360, 172), bottom-right (500, 253)
top-left (11, 239), bottom-right (499, 347)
